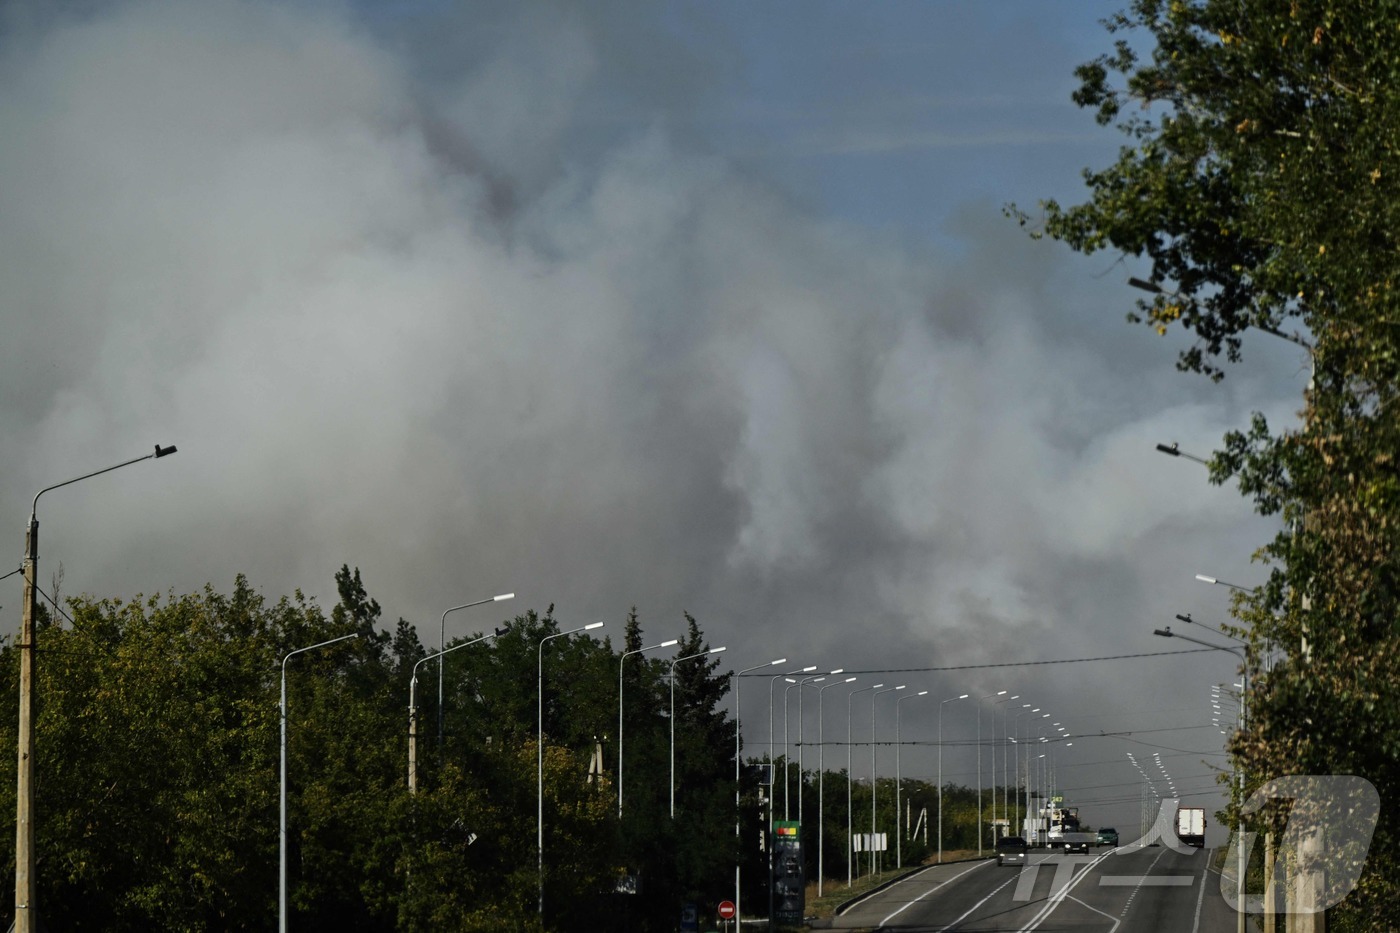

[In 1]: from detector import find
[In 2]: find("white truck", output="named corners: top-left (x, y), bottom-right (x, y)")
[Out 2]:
top-left (1176, 807), bottom-right (1206, 848)
top-left (1045, 805), bottom-right (1081, 848)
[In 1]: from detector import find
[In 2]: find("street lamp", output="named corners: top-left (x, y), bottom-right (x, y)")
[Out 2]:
top-left (618, 638), bottom-right (679, 818)
top-left (1176, 611), bottom-right (1248, 645)
top-left (847, 683), bottom-right (882, 886)
top-left (1156, 624), bottom-right (1249, 933)
top-left (15, 443), bottom-right (176, 933)
top-left (871, 685), bottom-right (905, 875)
top-left (937, 693), bottom-right (968, 864)
top-left (785, 673), bottom-right (826, 820)
top-left (411, 629), bottom-right (502, 793)
top-left (997, 696), bottom-right (1021, 838)
top-left (895, 690), bottom-right (928, 868)
top-left (1154, 441), bottom-right (1211, 465)
top-left (733, 657), bottom-right (786, 927)
top-left (438, 593), bottom-right (514, 748)
top-left (280, 632), bottom-right (359, 933)
top-left (816, 677), bottom-right (856, 896)
top-left (798, 670), bottom-right (841, 828)
top-left (769, 666), bottom-right (816, 831)
top-left (538, 621), bottom-right (604, 917)
top-left (1011, 707), bottom-right (1039, 842)
top-left (986, 694), bottom-right (1018, 839)
top-left (1196, 573), bottom-right (1256, 594)
top-left (670, 646), bottom-right (726, 816)
top-left (976, 690), bottom-right (1007, 856)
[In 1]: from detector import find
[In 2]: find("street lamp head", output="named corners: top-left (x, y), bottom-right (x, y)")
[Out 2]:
top-left (1156, 442), bottom-right (1180, 456)
top-left (843, 677), bottom-right (857, 683)
top-left (584, 622), bottom-right (605, 631)
top-left (709, 646), bottom-right (727, 655)
top-left (801, 665), bottom-right (818, 673)
top-left (1128, 276), bottom-right (1165, 294)
top-left (996, 690), bottom-right (1007, 696)
top-left (495, 593), bottom-right (516, 601)
top-left (154, 444), bottom-right (177, 458)
top-left (1195, 574), bottom-right (1217, 584)
top-left (769, 658), bottom-right (788, 666)
top-left (1175, 613), bottom-right (1194, 625)
top-left (827, 668), bottom-right (845, 675)
top-left (660, 639), bottom-right (680, 648)
top-left (916, 690), bottom-right (929, 696)
top-left (959, 693), bottom-right (970, 699)
top-left (1154, 627), bottom-right (1174, 638)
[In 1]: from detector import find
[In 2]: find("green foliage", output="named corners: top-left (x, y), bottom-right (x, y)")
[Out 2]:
top-left (0, 574), bottom-right (746, 930)
top-left (1019, 1), bottom-right (1400, 925)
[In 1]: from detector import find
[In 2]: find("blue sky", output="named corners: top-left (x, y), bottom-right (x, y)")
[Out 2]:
top-left (0, 0), bottom-right (1296, 841)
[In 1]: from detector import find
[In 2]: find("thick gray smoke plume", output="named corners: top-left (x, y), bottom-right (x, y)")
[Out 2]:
top-left (0, 0), bottom-right (1304, 830)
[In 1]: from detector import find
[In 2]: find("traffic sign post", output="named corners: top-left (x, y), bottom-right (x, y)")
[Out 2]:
top-left (718, 898), bottom-right (736, 931)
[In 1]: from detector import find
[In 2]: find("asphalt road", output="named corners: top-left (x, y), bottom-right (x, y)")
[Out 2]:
top-left (829, 845), bottom-right (1242, 932)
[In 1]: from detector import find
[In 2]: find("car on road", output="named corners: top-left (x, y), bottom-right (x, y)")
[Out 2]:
top-left (1097, 827), bottom-right (1119, 847)
top-left (996, 835), bottom-right (1029, 867)
top-left (1061, 831), bottom-right (1095, 855)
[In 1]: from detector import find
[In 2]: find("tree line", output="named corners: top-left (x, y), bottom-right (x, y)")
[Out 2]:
top-left (1017, 1), bottom-right (1400, 926)
top-left (0, 566), bottom-right (1005, 931)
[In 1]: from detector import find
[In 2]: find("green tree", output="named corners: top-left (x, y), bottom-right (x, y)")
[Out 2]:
top-left (1016, 1), bottom-right (1400, 925)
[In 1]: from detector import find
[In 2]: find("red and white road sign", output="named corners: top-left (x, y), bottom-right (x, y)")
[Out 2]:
top-left (717, 900), bottom-right (736, 920)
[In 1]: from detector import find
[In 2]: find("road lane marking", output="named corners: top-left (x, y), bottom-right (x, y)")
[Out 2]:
top-left (1191, 858), bottom-right (1209, 933)
top-left (875, 861), bottom-right (990, 928)
top-left (934, 869), bottom-right (1024, 932)
top-left (1117, 847), bottom-right (1169, 922)
top-left (1017, 853), bottom-right (1110, 932)
top-left (1099, 876), bottom-right (1194, 885)
top-left (1066, 895), bottom-right (1121, 933)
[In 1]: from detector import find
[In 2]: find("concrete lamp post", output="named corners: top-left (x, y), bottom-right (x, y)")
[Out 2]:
top-left (15, 443), bottom-right (177, 933)
top-left (537, 621), bottom-right (604, 917)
